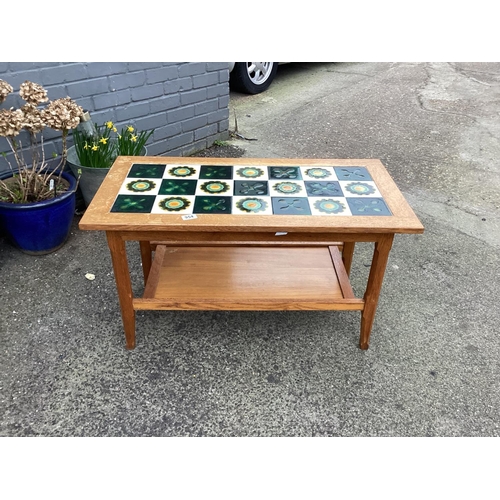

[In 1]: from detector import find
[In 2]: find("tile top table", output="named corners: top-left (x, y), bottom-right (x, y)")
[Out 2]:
top-left (80, 157), bottom-right (424, 350)
top-left (109, 162), bottom-right (391, 217)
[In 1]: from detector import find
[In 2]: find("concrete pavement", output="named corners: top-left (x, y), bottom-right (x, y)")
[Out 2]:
top-left (1, 62), bottom-right (499, 436)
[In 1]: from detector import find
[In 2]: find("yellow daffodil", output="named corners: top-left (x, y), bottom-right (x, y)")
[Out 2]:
top-left (84, 143), bottom-right (89, 150)
top-left (92, 145), bottom-right (99, 151)
top-left (112, 127), bottom-right (117, 132)
top-left (106, 121), bottom-right (114, 129)
top-left (99, 137), bottom-right (108, 144)
top-left (118, 134), bottom-right (122, 139)
top-left (127, 126), bottom-right (134, 133)
top-left (131, 135), bottom-right (138, 142)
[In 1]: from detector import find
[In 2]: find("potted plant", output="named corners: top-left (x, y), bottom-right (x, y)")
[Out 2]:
top-left (67, 117), bottom-right (153, 206)
top-left (0, 79), bottom-right (83, 254)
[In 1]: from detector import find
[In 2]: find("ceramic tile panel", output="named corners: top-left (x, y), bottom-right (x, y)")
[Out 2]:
top-left (110, 163), bottom-right (392, 216)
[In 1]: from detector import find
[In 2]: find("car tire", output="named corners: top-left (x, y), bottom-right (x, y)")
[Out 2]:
top-left (230, 62), bottom-right (279, 94)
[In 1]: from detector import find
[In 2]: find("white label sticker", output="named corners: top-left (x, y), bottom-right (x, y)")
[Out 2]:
top-left (182, 214), bottom-right (198, 220)
top-left (275, 232), bottom-right (288, 236)
top-left (49, 179), bottom-right (54, 191)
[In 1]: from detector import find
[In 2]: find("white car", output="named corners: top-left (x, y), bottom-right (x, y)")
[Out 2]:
top-left (229, 62), bottom-right (281, 94)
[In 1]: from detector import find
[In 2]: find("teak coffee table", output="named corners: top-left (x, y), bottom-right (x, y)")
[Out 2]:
top-left (79, 157), bottom-right (424, 350)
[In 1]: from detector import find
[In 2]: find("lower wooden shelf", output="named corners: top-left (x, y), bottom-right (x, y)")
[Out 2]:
top-left (133, 245), bottom-right (365, 311)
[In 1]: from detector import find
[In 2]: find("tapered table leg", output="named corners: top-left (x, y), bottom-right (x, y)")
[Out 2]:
top-left (342, 242), bottom-right (355, 276)
top-left (360, 234), bottom-right (394, 350)
top-left (139, 241), bottom-right (153, 286)
top-left (106, 232), bottom-right (136, 350)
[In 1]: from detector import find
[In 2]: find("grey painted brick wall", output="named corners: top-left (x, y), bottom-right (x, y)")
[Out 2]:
top-left (0, 62), bottom-right (230, 175)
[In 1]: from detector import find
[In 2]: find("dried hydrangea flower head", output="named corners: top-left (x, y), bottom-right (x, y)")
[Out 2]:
top-left (0, 79), bottom-right (84, 203)
top-left (19, 80), bottom-right (48, 105)
top-left (0, 108), bottom-right (24, 137)
top-left (21, 104), bottom-right (44, 133)
top-left (41, 96), bottom-right (83, 131)
top-left (0, 79), bottom-right (13, 104)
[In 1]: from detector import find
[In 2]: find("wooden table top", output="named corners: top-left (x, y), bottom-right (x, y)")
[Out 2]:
top-left (79, 157), bottom-right (424, 234)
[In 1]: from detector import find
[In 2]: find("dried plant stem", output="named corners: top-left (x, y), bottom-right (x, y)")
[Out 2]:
top-left (0, 79), bottom-right (83, 203)
top-left (9, 138), bottom-right (24, 172)
top-left (1, 135), bottom-right (53, 202)
top-left (0, 177), bottom-right (18, 200)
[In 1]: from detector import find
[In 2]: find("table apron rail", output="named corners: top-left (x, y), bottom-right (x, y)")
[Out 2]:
top-left (112, 230), bottom-right (393, 244)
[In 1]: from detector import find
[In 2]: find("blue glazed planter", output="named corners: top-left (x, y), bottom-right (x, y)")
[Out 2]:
top-left (0, 171), bottom-right (76, 255)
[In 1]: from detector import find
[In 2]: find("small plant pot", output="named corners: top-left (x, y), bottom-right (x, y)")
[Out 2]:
top-left (66, 145), bottom-right (147, 207)
top-left (66, 145), bottom-right (111, 207)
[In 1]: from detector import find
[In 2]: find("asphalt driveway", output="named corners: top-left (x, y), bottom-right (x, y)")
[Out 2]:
top-left (1, 62), bottom-right (499, 437)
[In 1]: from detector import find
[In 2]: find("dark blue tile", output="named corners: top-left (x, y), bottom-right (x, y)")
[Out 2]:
top-left (347, 198), bottom-right (392, 215)
top-left (234, 180), bottom-right (268, 196)
top-left (268, 166), bottom-right (302, 180)
top-left (334, 167), bottom-right (372, 181)
top-left (272, 197), bottom-right (311, 215)
top-left (305, 181), bottom-right (343, 197)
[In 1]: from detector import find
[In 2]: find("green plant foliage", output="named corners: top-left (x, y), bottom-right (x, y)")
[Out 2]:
top-left (72, 121), bottom-right (154, 169)
top-left (117, 125), bottom-right (154, 156)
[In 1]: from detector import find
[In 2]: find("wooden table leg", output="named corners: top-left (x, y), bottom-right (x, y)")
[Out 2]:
top-left (342, 242), bottom-right (355, 276)
top-left (106, 232), bottom-right (136, 350)
top-left (359, 234), bottom-right (394, 350)
top-left (139, 241), bottom-right (153, 286)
